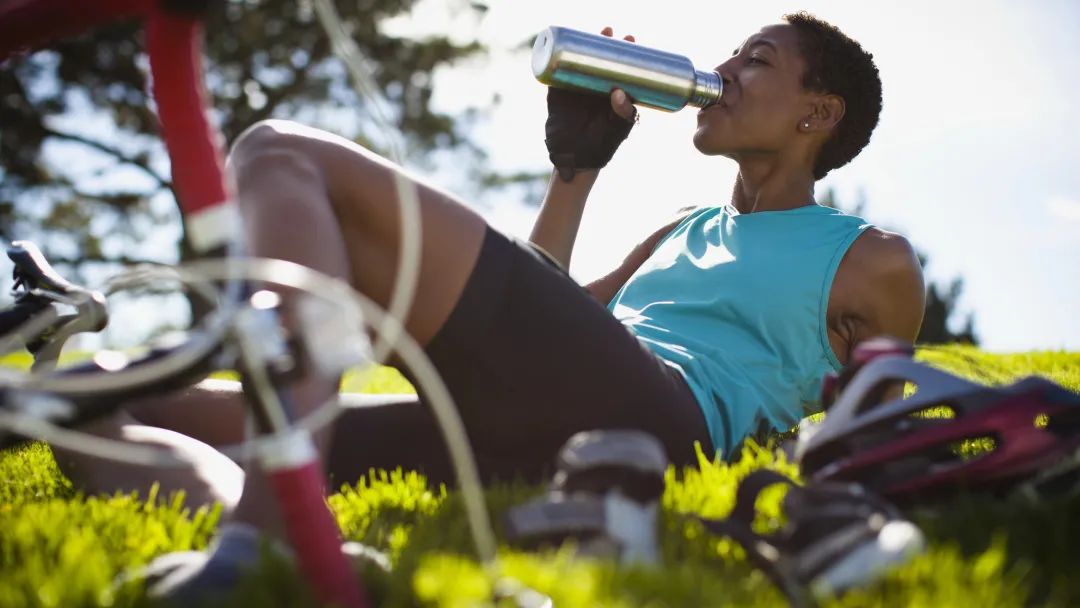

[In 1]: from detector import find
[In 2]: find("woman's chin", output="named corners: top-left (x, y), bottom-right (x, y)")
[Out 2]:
top-left (692, 130), bottom-right (708, 153)
top-left (692, 131), bottom-right (724, 156)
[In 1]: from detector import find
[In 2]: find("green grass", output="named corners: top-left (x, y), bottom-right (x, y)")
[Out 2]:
top-left (2, 347), bottom-right (1079, 607)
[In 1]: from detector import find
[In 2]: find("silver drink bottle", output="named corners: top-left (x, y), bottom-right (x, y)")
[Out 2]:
top-left (532, 25), bottom-right (722, 112)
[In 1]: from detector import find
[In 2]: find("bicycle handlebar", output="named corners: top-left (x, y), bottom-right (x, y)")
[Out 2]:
top-left (0, 3), bottom-right (387, 603)
top-left (1, 241), bottom-right (109, 370)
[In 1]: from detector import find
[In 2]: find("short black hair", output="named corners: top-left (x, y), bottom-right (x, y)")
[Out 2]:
top-left (783, 12), bottom-right (882, 180)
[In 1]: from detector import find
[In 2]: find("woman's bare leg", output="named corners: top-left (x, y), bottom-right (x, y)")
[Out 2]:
top-left (48, 379), bottom-right (251, 511)
top-left (51, 118), bottom-right (486, 534)
top-left (50, 116), bottom-right (486, 539)
top-left (220, 119), bottom-right (487, 533)
top-left (229, 119), bottom-right (487, 347)
top-left (51, 377), bottom-right (419, 511)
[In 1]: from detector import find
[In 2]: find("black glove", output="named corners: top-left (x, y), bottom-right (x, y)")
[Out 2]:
top-left (545, 87), bottom-right (637, 182)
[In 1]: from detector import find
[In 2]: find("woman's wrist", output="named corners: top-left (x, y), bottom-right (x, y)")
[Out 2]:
top-left (547, 167), bottom-right (599, 196)
top-left (530, 169), bottom-right (600, 268)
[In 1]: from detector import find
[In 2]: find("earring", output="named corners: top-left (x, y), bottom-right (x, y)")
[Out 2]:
top-left (803, 122), bottom-right (810, 128)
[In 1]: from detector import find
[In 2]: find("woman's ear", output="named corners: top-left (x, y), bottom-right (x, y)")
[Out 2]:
top-left (816, 94), bottom-right (846, 130)
top-left (801, 94), bottom-right (846, 132)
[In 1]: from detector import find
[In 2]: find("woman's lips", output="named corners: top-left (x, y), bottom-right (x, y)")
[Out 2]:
top-left (697, 103), bottom-right (726, 117)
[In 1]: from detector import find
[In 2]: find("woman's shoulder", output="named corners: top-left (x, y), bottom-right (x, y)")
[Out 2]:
top-left (840, 228), bottom-right (923, 302)
top-left (849, 227), bottom-right (919, 267)
top-left (833, 226), bottom-right (926, 344)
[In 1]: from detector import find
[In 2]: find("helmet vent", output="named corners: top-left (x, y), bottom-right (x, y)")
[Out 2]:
top-left (909, 404), bottom-right (956, 421)
top-left (946, 435), bottom-right (998, 461)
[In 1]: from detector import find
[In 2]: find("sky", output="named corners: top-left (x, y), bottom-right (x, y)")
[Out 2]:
top-left (382, 0), bottom-right (1080, 352)
top-left (2, 0), bottom-right (1077, 353)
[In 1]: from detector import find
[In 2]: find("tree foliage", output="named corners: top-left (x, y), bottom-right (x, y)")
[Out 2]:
top-left (918, 270), bottom-right (978, 345)
top-left (0, 0), bottom-right (485, 270)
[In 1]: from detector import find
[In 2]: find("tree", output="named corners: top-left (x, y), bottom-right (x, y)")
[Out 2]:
top-left (916, 262), bottom-right (979, 345)
top-left (0, 0), bottom-right (486, 277)
top-left (819, 188), bottom-right (980, 346)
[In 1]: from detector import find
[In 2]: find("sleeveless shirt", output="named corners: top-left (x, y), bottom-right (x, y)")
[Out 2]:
top-left (608, 204), bottom-right (871, 456)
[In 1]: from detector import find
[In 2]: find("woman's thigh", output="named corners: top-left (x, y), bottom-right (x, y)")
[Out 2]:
top-left (232, 120), bottom-right (488, 348)
top-left (328, 228), bottom-right (711, 488)
top-left (398, 227), bottom-right (713, 474)
top-left (134, 230), bottom-right (710, 488)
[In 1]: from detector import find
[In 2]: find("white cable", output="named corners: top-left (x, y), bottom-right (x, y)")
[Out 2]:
top-left (2, 3), bottom-right (490, 560)
top-left (176, 257), bottom-right (497, 563)
top-left (1, 267), bottom-right (230, 396)
top-left (2, 257), bottom-right (497, 563)
top-left (312, 0), bottom-right (422, 366)
top-left (1, 267), bottom-right (264, 408)
top-left (3, 313), bottom-right (231, 396)
top-left (306, 5), bottom-right (497, 556)
top-left (101, 263), bottom-right (221, 304)
top-left (0, 412), bottom-right (190, 467)
top-left (308, 4), bottom-right (502, 561)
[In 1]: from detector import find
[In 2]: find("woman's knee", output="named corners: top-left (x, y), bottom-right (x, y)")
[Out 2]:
top-left (227, 119), bottom-right (393, 222)
top-left (228, 120), bottom-right (326, 194)
top-left (229, 119), bottom-right (384, 178)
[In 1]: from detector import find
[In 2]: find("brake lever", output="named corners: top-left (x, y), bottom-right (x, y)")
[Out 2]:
top-left (28, 310), bottom-right (108, 373)
top-left (2, 271), bottom-right (109, 371)
top-left (10, 288), bottom-right (108, 372)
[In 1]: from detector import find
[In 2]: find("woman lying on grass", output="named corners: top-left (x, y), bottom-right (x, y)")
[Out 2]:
top-left (54, 10), bottom-right (924, 597)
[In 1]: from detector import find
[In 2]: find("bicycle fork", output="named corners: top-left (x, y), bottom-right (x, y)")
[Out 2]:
top-left (234, 299), bottom-right (368, 608)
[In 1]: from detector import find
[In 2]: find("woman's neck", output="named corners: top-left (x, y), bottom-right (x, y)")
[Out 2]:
top-left (729, 162), bottom-right (817, 214)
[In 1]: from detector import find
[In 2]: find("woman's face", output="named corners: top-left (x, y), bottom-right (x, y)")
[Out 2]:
top-left (693, 24), bottom-right (816, 158)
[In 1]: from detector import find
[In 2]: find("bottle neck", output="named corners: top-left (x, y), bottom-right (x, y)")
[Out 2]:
top-left (690, 70), bottom-right (722, 108)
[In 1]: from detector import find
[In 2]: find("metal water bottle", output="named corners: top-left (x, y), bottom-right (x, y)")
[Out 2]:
top-left (532, 26), bottom-right (722, 112)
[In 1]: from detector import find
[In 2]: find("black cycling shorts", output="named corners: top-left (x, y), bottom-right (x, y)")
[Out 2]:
top-left (327, 226), bottom-right (713, 488)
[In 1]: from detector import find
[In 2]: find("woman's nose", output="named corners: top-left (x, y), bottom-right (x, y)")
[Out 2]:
top-left (714, 60), bottom-right (736, 86)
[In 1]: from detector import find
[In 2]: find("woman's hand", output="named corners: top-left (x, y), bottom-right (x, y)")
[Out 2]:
top-left (606, 29), bottom-right (637, 121)
top-left (545, 26), bottom-right (638, 182)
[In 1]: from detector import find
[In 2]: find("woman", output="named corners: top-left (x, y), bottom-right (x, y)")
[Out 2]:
top-left (56, 11), bottom-right (924, 589)
top-left (307, 13), bottom-right (924, 486)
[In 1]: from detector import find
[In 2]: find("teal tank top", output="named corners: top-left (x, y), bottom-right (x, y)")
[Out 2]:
top-left (608, 204), bottom-right (871, 456)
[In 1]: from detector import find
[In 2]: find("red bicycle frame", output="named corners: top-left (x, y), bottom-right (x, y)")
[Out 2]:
top-left (1, 0), bottom-right (232, 251)
top-left (0, 2), bottom-right (368, 606)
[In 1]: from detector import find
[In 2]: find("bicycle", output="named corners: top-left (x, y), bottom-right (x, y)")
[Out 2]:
top-left (0, 0), bottom-right (499, 605)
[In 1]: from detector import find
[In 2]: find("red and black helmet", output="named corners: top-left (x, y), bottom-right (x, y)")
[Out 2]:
top-left (798, 338), bottom-right (1080, 501)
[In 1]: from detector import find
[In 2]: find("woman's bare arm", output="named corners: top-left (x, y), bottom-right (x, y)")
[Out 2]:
top-left (529, 169), bottom-right (600, 269)
top-left (528, 166), bottom-right (692, 306)
top-left (584, 208), bottom-right (695, 306)
top-left (528, 85), bottom-right (636, 268)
